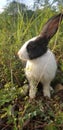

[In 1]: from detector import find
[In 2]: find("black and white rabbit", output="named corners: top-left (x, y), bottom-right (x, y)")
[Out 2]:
top-left (18, 13), bottom-right (63, 99)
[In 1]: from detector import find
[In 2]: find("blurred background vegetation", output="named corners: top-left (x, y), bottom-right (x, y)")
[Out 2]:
top-left (0, 0), bottom-right (63, 129)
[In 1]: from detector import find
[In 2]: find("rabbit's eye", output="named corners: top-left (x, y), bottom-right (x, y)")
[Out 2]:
top-left (27, 41), bottom-right (34, 50)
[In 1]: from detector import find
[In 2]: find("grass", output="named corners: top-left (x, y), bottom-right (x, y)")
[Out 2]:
top-left (0, 6), bottom-right (63, 130)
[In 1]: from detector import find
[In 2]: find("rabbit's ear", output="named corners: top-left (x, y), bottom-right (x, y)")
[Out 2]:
top-left (41, 13), bottom-right (63, 41)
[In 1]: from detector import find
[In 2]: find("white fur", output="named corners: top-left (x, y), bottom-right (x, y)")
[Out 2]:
top-left (25, 49), bottom-right (57, 98)
top-left (18, 36), bottom-right (38, 61)
top-left (18, 37), bottom-right (57, 99)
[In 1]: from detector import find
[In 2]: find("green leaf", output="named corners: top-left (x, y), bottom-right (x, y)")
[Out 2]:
top-left (45, 123), bottom-right (57, 130)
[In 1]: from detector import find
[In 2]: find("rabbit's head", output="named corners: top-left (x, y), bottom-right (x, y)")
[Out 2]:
top-left (18, 13), bottom-right (63, 60)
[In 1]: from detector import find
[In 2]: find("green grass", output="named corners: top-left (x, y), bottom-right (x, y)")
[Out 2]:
top-left (0, 4), bottom-right (63, 130)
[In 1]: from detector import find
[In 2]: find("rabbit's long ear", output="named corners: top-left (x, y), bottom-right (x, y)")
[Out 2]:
top-left (41, 13), bottom-right (63, 41)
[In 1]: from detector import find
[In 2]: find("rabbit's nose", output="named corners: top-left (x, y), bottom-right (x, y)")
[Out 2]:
top-left (17, 48), bottom-right (29, 61)
top-left (17, 50), bottom-right (20, 57)
top-left (17, 50), bottom-right (22, 59)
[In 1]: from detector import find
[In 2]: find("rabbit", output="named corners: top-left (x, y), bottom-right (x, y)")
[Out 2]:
top-left (18, 13), bottom-right (63, 99)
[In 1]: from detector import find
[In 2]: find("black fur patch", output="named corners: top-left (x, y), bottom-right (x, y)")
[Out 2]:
top-left (27, 36), bottom-right (48, 59)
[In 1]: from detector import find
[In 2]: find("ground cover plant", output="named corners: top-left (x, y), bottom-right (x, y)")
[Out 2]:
top-left (0, 1), bottom-right (63, 130)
